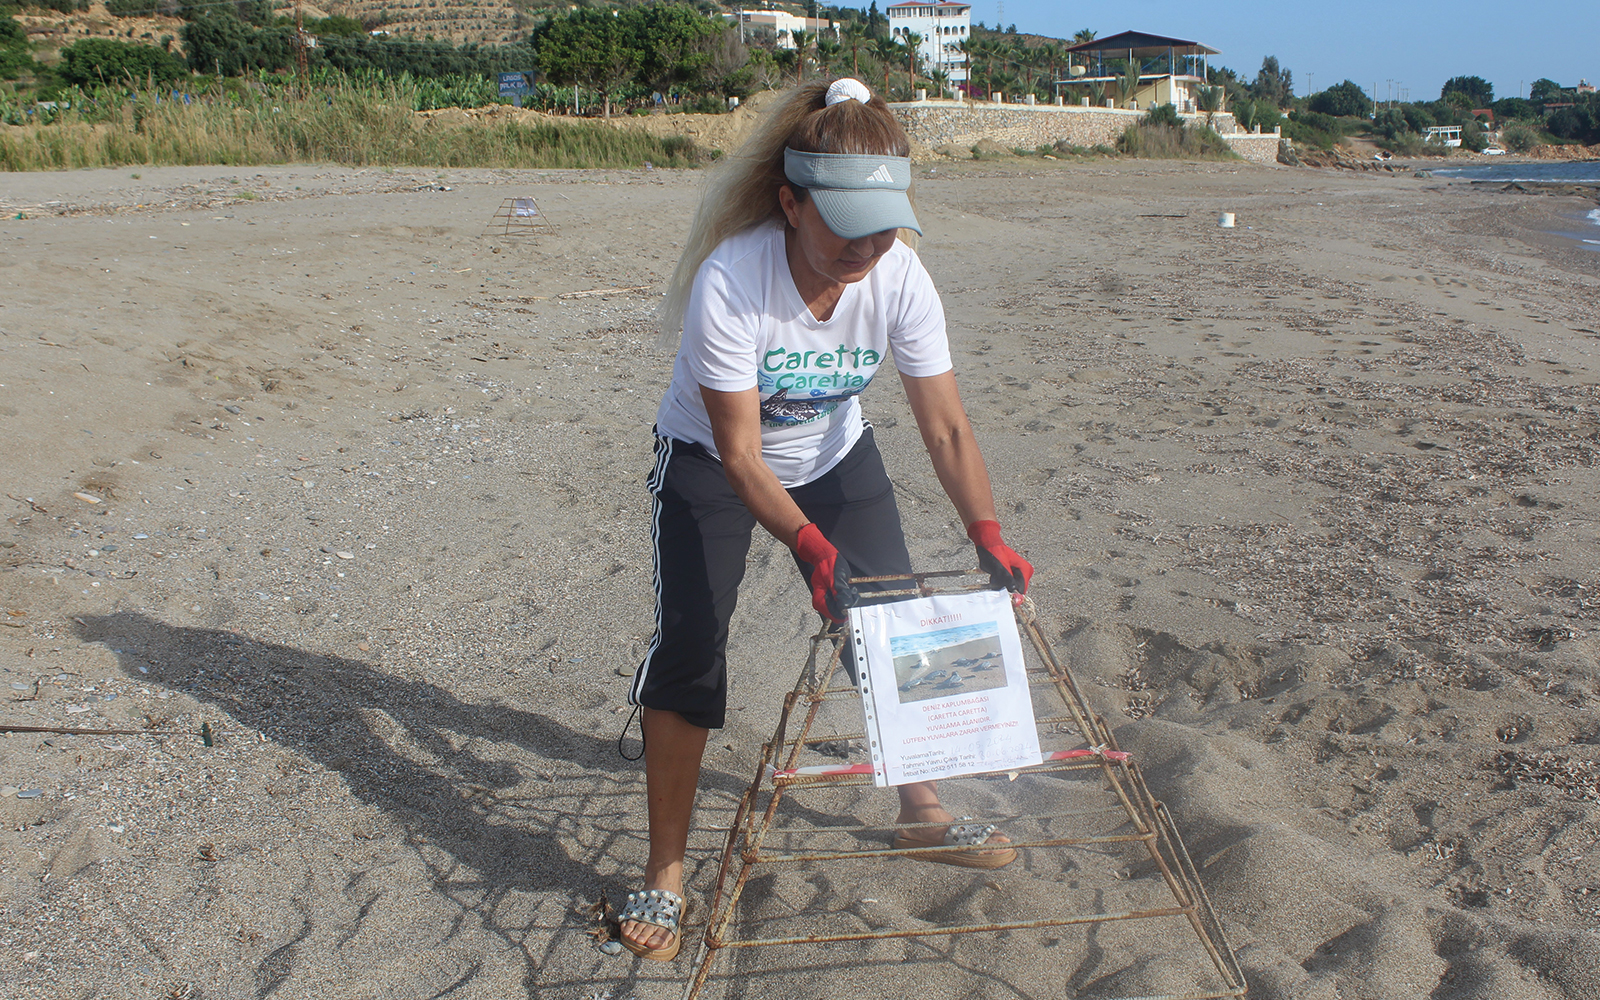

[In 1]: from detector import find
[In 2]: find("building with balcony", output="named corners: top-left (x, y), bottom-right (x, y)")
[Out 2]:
top-left (730, 10), bottom-right (839, 49)
top-left (886, 2), bottom-right (970, 85)
top-left (1062, 30), bottom-right (1218, 113)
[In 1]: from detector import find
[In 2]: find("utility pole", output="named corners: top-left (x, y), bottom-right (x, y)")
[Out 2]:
top-left (293, 0), bottom-right (308, 90)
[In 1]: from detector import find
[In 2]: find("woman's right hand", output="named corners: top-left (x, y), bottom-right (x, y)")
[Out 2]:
top-left (795, 523), bottom-right (859, 622)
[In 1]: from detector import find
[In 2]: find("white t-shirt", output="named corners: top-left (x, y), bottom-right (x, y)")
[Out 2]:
top-left (655, 222), bottom-right (952, 487)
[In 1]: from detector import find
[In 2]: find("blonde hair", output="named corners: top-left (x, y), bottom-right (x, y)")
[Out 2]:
top-left (657, 80), bottom-right (914, 345)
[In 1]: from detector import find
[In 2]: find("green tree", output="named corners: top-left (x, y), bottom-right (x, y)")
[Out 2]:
top-left (1251, 55), bottom-right (1292, 107)
top-left (531, 8), bottom-right (638, 117)
top-left (1372, 107), bottom-right (1407, 138)
top-left (814, 37), bottom-right (840, 78)
top-left (1440, 74), bottom-right (1492, 106)
top-left (1307, 79), bottom-right (1371, 117)
top-left (1, 15), bottom-right (33, 80)
top-left (628, 3), bottom-right (720, 98)
top-left (1401, 103), bottom-right (1434, 134)
top-left (844, 20), bottom-right (867, 76)
top-left (1196, 84), bottom-right (1223, 128)
top-left (1529, 78), bottom-right (1564, 104)
top-left (182, 13), bottom-right (292, 75)
top-left (60, 37), bottom-right (189, 85)
top-left (695, 25), bottom-right (753, 99)
top-left (872, 34), bottom-right (897, 95)
top-left (309, 15), bottom-right (364, 38)
top-left (900, 29), bottom-right (920, 90)
top-left (1492, 97), bottom-right (1534, 121)
top-left (1547, 94), bottom-right (1600, 144)
top-left (789, 27), bottom-right (811, 83)
top-left (1116, 60), bottom-right (1140, 107)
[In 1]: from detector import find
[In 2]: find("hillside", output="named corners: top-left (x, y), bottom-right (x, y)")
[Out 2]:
top-left (9, 0), bottom-right (526, 63)
top-left (13, 3), bottom-right (190, 62)
top-left (326, 0), bottom-right (526, 46)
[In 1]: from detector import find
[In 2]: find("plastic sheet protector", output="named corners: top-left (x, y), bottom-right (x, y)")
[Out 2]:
top-left (851, 589), bottom-right (1042, 786)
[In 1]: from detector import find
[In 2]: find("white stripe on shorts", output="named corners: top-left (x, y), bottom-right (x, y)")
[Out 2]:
top-left (630, 435), bottom-right (675, 705)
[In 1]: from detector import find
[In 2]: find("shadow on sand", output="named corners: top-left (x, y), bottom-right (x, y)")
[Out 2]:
top-left (71, 611), bottom-right (755, 997)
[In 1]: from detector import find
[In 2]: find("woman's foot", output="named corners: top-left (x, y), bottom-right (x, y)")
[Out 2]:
top-left (893, 802), bottom-right (1016, 869)
top-left (619, 878), bottom-right (688, 960)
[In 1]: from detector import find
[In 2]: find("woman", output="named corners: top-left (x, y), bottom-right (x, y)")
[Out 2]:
top-left (620, 78), bottom-right (1033, 961)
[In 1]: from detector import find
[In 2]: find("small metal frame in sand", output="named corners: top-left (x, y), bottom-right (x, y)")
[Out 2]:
top-left (487, 196), bottom-right (549, 238)
top-left (681, 570), bottom-right (1246, 1000)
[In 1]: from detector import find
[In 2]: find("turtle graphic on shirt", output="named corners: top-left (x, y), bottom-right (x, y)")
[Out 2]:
top-left (760, 388), bottom-right (831, 425)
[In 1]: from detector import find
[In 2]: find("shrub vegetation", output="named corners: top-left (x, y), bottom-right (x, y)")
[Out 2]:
top-left (1119, 110), bottom-right (1238, 160)
top-left (0, 74), bottom-right (705, 170)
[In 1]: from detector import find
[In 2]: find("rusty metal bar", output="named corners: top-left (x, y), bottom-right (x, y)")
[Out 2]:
top-left (754, 803), bottom-right (1129, 836)
top-left (772, 758), bottom-right (1113, 788)
top-left (749, 830), bottom-right (1155, 865)
top-left (714, 905), bottom-right (1192, 947)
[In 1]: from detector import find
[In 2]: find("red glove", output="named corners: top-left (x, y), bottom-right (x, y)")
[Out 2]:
top-left (795, 523), bottom-right (859, 623)
top-left (967, 520), bottom-right (1033, 593)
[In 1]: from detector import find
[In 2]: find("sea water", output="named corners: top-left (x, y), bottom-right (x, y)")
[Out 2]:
top-left (1429, 160), bottom-right (1600, 250)
top-left (1430, 160), bottom-right (1600, 184)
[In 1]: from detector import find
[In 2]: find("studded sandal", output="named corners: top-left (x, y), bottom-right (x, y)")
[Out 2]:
top-left (618, 888), bottom-right (690, 961)
top-left (892, 818), bottom-right (1018, 870)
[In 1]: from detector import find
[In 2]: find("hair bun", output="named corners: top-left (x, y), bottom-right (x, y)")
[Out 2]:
top-left (825, 78), bottom-right (873, 107)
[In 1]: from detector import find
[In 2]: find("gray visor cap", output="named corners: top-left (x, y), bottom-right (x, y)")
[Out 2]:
top-left (783, 149), bottom-right (922, 239)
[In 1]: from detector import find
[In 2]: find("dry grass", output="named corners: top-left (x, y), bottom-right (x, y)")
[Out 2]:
top-left (0, 82), bottom-right (702, 171)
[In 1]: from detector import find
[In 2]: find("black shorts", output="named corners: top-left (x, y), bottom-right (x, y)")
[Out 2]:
top-left (629, 427), bottom-right (912, 729)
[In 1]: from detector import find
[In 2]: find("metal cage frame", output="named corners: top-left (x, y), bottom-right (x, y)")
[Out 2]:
top-left (681, 570), bottom-right (1247, 1000)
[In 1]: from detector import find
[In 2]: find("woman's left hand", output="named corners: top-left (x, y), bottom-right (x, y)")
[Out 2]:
top-left (967, 520), bottom-right (1033, 593)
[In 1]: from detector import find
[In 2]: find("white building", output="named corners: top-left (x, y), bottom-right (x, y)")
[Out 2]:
top-left (886, 1), bottom-right (970, 85)
top-left (731, 10), bottom-right (839, 49)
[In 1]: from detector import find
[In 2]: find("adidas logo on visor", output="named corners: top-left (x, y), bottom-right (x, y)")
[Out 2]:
top-left (865, 164), bottom-right (895, 184)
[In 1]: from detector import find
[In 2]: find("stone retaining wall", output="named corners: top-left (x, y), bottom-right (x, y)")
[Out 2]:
top-left (890, 101), bottom-right (1279, 164)
top-left (1220, 134), bottom-right (1281, 165)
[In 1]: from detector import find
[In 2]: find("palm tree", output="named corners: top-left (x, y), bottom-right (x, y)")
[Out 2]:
top-left (930, 66), bottom-right (949, 99)
top-left (901, 30), bottom-right (922, 92)
top-left (845, 21), bottom-right (867, 77)
top-left (952, 37), bottom-right (971, 98)
top-left (964, 35), bottom-right (995, 97)
top-left (1036, 41), bottom-right (1062, 100)
top-left (1197, 84), bottom-right (1224, 128)
top-left (874, 35), bottom-right (900, 97)
top-left (1070, 28), bottom-right (1096, 81)
top-left (995, 70), bottom-right (1022, 103)
top-left (815, 37), bottom-right (842, 78)
top-left (1117, 61), bottom-right (1141, 108)
top-left (791, 28), bottom-right (812, 84)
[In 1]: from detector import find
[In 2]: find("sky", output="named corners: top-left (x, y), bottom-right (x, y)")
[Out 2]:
top-left (980, 1), bottom-right (1596, 104)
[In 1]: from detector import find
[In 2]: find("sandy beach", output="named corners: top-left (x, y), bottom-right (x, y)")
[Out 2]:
top-left (2, 153), bottom-right (1600, 999)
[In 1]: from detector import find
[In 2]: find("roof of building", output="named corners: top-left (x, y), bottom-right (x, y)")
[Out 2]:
top-left (886, 2), bottom-right (972, 11)
top-left (1065, 30), bottom-right (1219, 57)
